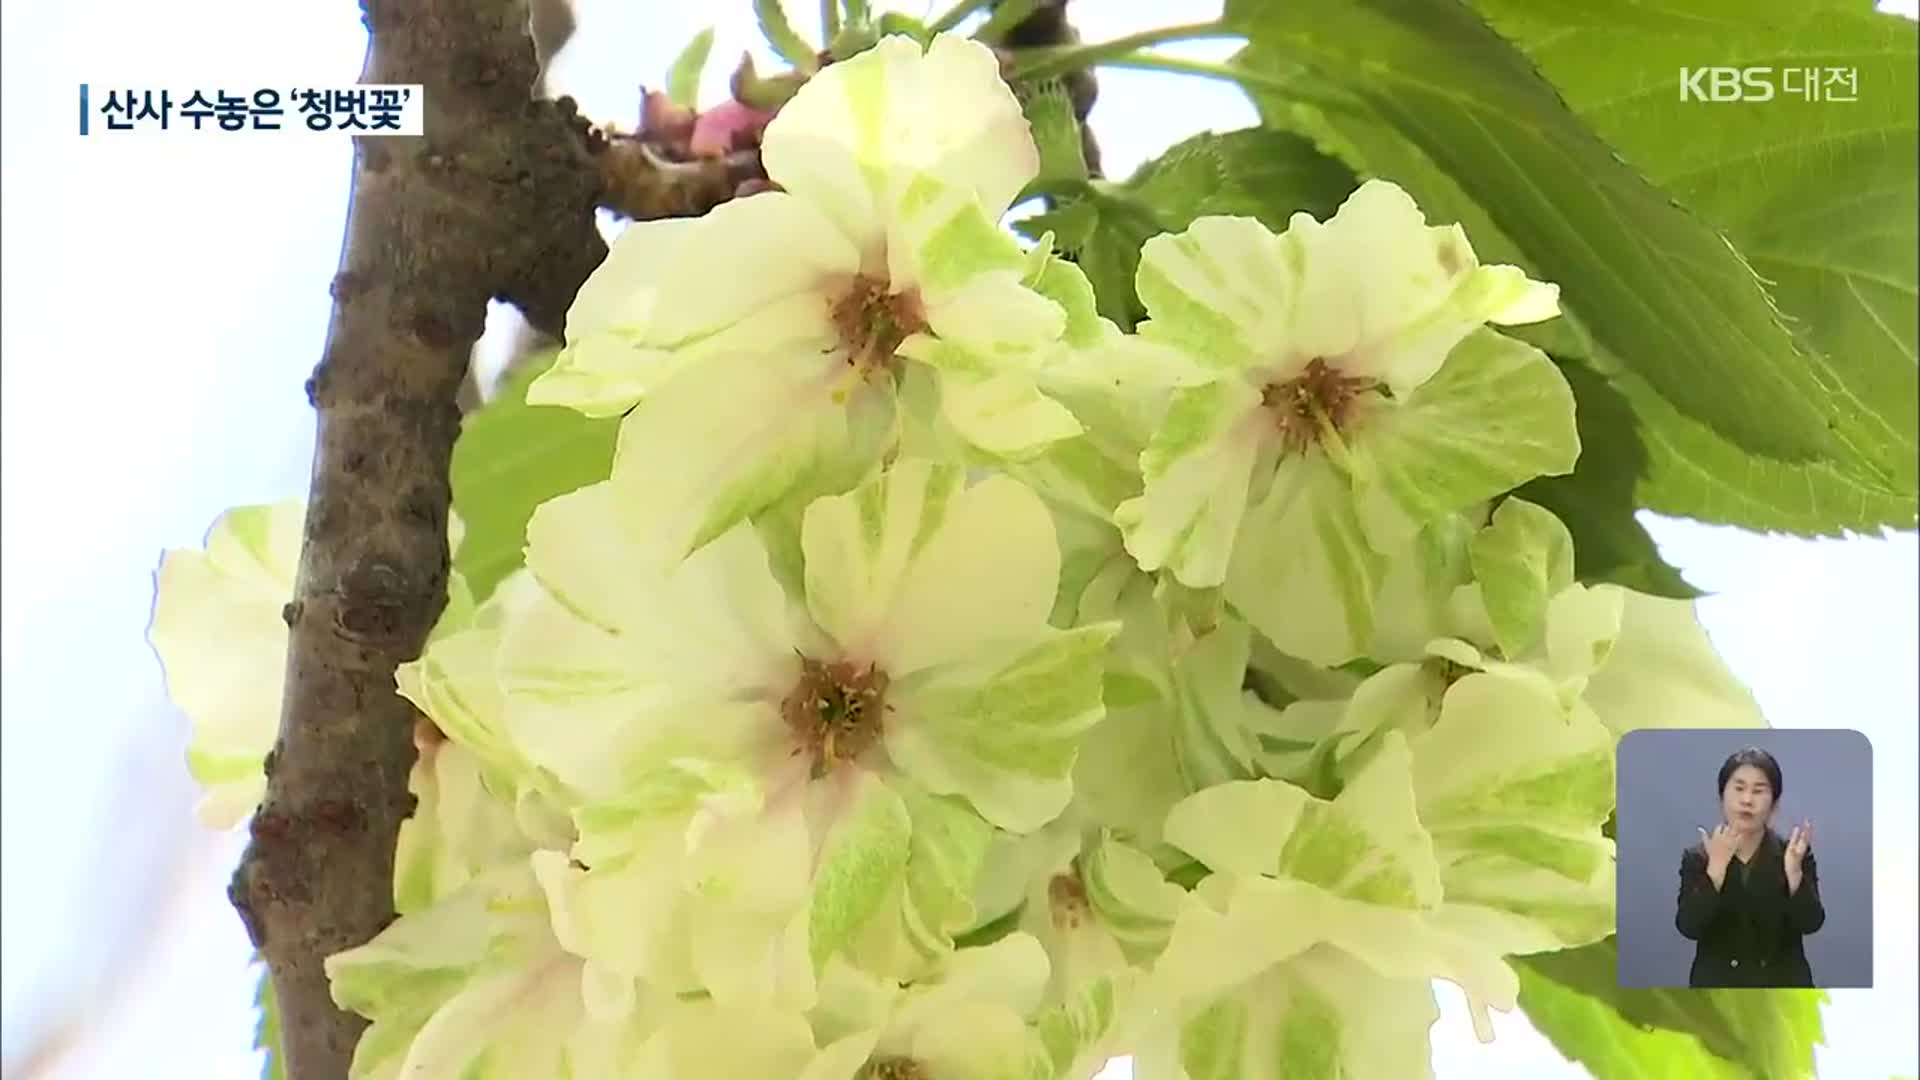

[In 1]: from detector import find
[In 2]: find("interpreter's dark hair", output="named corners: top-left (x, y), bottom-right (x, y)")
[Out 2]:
top-left (1717, 746), bottom-right (1784, 802)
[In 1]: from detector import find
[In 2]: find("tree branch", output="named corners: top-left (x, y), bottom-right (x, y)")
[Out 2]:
top-left (229, 2), bottom-right (603, 1075)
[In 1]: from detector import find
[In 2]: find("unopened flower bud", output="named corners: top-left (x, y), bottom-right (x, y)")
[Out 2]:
top-left (640, 88), bottom-right (696, 144)
top-left (690, 100), bottom-right (776, 158)
top-left (731, 52), bottom-right (809, 111)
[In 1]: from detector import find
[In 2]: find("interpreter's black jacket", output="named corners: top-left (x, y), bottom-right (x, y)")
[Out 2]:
top-left (1675, 829), bottom-right (1825, 988)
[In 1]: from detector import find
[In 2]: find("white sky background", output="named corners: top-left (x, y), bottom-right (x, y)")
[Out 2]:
top-left (0, 1), bottom-right (1914, 1077)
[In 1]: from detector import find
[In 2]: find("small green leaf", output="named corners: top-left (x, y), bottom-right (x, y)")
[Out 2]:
top-left (1517, 359), bottom-right (1701, 597)
top-left (877, 12), bottom-right (934, 44)
top-left (1017, 191), bottom-right (1159, 329)
top-left (666, 27), bottom-right (716, 109)
top-left (1019, 80), bottom-right (1087, 187)
top-left (755, 0), bottom-right (819, 73)
top-left (1127, 127), bottom-right (1358, 231)
top-left (1226, 0), bottom-right (1841, 463)
top-left (450, 354), bottom-right (620, 602)
top-left (1516, 938), bottom-right (1826, 1080)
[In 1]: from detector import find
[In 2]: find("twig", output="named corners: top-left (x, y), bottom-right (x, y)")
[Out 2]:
top-left (597, 137), bottom-right (766, 220)
top-left (228, 2), bottom-right (603, 1075)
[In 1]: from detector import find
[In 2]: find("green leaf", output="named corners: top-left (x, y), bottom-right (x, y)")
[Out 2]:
top-left (1516, 960), bottom-right (1745, 1080)
top-left (1613, 359), bottom-right (1916, 536)
top-left (1016, 127), bottom-right (1357, 328)
top-left (666, 27), bottom-right (716, 109)
top-left (253, 960), bottom-right (285, 1080)
top-left (1467, 0), bottom-right (1919, 510)
top-left (1225, 0), bottom-right (1841, 463)
top-left (1126, 126), bottom-right (1358, 230)
top-left (1017, 191), bottom-right (1160, 330)
top-left (1516, 359), bottom-right (1702, 597)
top-left (1515, 938), bottom-right (1826, 1080)
top-left (877, 12), bottom-right (934, 44)
top-left (755, 0), bottom-right (819, 72)
top-left (450, 354), bottom-right (619, 602)
top-left (1019, 81), bottom-right (1087, 188)
top-left (826, 0), bottom-right (882, 61)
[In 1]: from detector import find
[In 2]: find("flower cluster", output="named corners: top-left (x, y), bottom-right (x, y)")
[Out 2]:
top-left (150, 32), bottom-right (1772, 1080)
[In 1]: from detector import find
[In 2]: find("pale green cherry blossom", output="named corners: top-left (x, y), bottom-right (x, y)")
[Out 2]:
top-left (148, 500), bottom-right (473, 827)
top-left (326, 862), bottom-right (661, 1080)
top-left (1114, 180), bottom-right (1578, 668)
top-left (148, 499), bottom-right (307, 826)
top-left (495, 460), bottom-right (1116, 1007)
top-left (530, 34), bottom-right (1084, 565)
top-left (1142, 734), bottom-right (1519, 1079)
top-left (628, 934), bottom-right (1058, 1080)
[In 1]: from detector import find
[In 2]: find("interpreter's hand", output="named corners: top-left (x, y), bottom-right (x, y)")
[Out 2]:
top-left (1699, 823), bottom-right (1738, 878)
top-left (1785, 820), bottom-right (1814, 892)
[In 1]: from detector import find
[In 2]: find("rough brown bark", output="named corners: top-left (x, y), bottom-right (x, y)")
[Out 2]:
top-left (229, 3), bottom-right (603, 1076)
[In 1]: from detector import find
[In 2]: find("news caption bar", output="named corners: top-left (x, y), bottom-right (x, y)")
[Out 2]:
top-left (78, 84), bottom-right (425, 135)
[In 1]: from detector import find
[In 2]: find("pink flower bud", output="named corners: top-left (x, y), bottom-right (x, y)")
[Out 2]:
top-left (690, 100), bottom-right (775, 158)
top-left (640, 89), bottom-right (696, 144)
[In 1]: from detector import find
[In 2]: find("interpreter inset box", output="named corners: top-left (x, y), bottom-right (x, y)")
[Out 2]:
top-left (1614, 728), bottom-right (1873, 989)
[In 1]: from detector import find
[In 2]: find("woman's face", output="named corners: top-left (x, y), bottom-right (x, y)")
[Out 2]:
top-left (1721, 764), bottom-right (1777, 832)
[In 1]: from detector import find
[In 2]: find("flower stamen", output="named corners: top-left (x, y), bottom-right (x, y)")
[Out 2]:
top-left (858, 1057), bottom-right (928, 1080)
top-left (1260, 358), bottom-right (1384, 460)
top-left (1049, 868), bottom-right (1092, 932)
top-left (830, 273), bottom-right (927, 383)
top-left (781, 656), bottom-right (892, 778)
